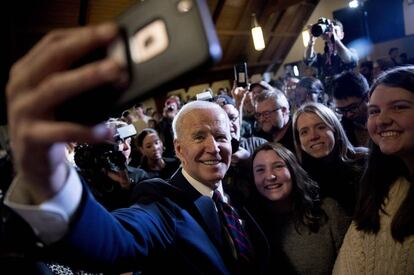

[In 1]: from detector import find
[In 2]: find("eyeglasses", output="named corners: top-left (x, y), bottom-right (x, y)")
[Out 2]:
top-left (254, 108), bottom-right (281, 119)
top-left (335, 99), bottom-right (364, 115)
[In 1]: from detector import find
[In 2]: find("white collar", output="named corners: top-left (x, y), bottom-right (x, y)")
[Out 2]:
top-left (181, 169), bottom-right (228, 203)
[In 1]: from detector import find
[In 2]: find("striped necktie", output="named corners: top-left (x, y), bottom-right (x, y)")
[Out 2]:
top-left (213, 190), bottom-right (253, 263)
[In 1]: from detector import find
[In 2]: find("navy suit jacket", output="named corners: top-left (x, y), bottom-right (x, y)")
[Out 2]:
top-left (48, 169), bottom-right (269, 274)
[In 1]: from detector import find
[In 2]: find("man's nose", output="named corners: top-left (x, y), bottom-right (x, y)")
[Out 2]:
top-left (205, 136), bottom-right (220, 152)
top-left (343, 111), bottom-right (355, 119)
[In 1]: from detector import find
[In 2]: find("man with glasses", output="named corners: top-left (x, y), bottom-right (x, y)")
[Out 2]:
top-left (254, 90), bottom-right (295, 152)
top-left (332, 71), bottom-right (370, 147)
top-left (231, 80), bottom-right (275, 138)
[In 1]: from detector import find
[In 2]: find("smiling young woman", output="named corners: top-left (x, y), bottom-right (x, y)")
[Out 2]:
top-left (249, 142), bottom-right (350, 275)
top-left (292, 102), bottom-right (368, 215)
top-left (333, 66), bottom-right (414, 275)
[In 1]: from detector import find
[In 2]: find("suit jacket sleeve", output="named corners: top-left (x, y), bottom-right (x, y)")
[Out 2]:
top-left (48, 181), bottom-right (228, 274)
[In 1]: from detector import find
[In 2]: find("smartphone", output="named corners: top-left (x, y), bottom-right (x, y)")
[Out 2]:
top-left (196, 90), bottom-right (213, 101)
top-left (56, 0), bottom-right (222, 125)
top-left (115, 124), bottom-right (137, 141)
top-left (234, 62), bottom-right (248, 88)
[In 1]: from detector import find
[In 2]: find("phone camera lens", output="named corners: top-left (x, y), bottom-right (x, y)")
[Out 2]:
top-left (177, 0), bottom-right (193, 13)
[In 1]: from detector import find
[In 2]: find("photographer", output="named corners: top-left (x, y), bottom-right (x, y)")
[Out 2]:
top-left (75, 119), bottom-right (149, 211)
top-left (304, 18), bottom-right (358, 94)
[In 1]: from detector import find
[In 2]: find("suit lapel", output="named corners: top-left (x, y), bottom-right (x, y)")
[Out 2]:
top-left (193, 196), bottom-right (223, 247)
top-left (169, 169), bottom-right (223, 247)
top-left (169, 169), bottom-right (202, 199)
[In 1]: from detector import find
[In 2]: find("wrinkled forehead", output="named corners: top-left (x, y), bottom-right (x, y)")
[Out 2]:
top-left (188, 109), bottom-right (229, 125)
top-left (180, 108), bottom-right (230, 134)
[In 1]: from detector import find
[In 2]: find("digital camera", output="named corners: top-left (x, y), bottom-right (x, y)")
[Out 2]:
top-left (310, 17), bottom-right (333, 37)
top-left (75, 143), bottom-right (126, 173)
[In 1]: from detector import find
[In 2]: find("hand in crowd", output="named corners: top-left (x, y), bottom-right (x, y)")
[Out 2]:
top-left (329, 22), bottom-right (342, 43)
top-left (6, 23), bottom-right (124, 203)
top-left (306, 24), bottom-right (317, 46)
top-left (230, 80), bottom-right (249, 109)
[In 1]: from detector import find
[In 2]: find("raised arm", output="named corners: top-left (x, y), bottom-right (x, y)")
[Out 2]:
top-left (6, 23), bottom-right (123, 204)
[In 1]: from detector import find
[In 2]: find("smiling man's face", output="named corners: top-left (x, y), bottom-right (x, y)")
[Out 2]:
top-left (174, 107), bottom-right (232, 189)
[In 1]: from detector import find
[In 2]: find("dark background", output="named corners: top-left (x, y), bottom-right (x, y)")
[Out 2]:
top-left (334, 0), bottom-right (405, 45)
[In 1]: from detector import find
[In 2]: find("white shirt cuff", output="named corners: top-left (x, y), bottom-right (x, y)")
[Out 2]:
top-left (4, 165), bottom-right (83, 244)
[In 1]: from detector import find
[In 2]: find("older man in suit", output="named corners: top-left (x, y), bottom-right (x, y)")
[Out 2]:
top-left (5, 23), bottom-right (268, 274)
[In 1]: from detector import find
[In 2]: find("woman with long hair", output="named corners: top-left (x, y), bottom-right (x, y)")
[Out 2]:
top-left (333, 66), bottom-right (414, 274)
top-left (292, 102), bottom-right (367, 215)
top-left (250, 142), bottom-right (349, 275)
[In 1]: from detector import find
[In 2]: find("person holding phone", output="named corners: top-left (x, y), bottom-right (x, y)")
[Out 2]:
top-left (4, 23), bottom-right (269, 274)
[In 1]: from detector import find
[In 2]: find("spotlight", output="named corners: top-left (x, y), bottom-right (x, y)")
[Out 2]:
top-left (349, 0), bottom-right (359, 8)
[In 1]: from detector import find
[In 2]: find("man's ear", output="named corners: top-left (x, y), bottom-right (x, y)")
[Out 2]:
top-left (174, 139), bottom-right (183, 162)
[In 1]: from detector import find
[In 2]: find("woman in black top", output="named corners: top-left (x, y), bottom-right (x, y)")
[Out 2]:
top-left (136, 128), bottom-right (180, 180)
top-left (292, 102), bottom-right (367, 215)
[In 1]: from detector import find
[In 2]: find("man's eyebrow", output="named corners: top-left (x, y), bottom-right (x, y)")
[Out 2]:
top-left (191, 130), bottom-right (205, 137)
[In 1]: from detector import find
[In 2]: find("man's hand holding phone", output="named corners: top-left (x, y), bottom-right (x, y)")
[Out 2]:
top-left (6, 0), bottom-right (222, 203)
top-left (6, 23), bottom-right (121, 203)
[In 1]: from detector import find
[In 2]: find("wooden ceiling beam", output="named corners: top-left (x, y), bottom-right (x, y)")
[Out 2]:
top-left (211, 59), bottom-right (283, 72)
top-left (217, 29), bottom-right (297, 37)
top-left (221, 0), bottom-right (260, 62)
top-left (212, 0), bottom-right (226, 24)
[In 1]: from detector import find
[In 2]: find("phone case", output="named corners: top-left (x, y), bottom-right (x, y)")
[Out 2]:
top-left (234, 62), bottom-right (248, 88)
top-left (57, 0), bottom-right (222, 125)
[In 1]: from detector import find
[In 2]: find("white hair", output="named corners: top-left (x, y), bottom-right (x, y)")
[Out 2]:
top-left (172, 101), bottom-right (228, 139)
top-left (255, 89), bottom-right (290, 113)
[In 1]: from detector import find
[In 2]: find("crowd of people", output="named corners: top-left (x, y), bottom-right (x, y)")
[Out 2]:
top-left (1, 18), bottom-right (414, 275)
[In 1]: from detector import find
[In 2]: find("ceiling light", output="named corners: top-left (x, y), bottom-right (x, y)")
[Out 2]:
top-left (302, 29), bottom-right (310, 47)
top-left (251, 13), bottom-right (265, 51)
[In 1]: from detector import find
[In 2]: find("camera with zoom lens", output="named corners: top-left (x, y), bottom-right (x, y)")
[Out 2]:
top-left (75, 124), bottom-right (136, 173)
top-left (75, 143), bottom-right (127, 173)
top-left (310, 17), bottom-right (333, 37)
